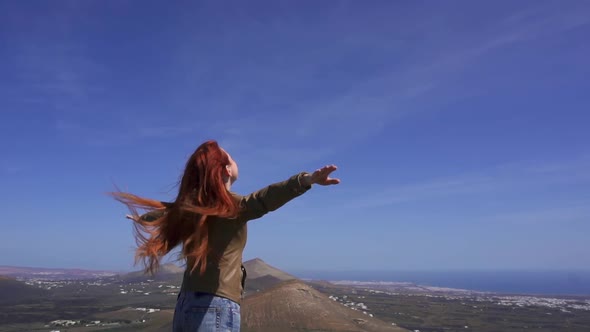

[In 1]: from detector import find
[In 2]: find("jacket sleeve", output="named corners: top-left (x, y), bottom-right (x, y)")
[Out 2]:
top-left (235, 172), bottom-right (312, 222)
top-left (137, 202), bottom-right (173, 222)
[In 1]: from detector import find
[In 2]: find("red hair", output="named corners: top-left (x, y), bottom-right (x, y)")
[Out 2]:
top-left (110, 140), bottom-right (239, 275)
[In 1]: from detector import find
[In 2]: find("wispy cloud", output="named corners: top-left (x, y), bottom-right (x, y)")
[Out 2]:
top-left (135, 125), bottom-right (195, 139)
top-left (1, 166), bottom-right (23, 175)
top-left (1, 1), bottom-right (106, 107)
top-left (187, 2), bottom-right (590, 164)
top-left (350, 157), bottom-right (590, 209)
top-left (7, 41), bottom-right (108, 116)
top-left (0, 160), bottom-right (26, 175)
top-left (55, 119), bottom-right (199, 146)
top-left (480, 204), bottom-right (590, 226)
top-left (8, 1), bottom-right (589, 153)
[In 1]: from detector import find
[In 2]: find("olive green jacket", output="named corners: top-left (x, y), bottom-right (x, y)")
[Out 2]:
top-left (141, 172), bottom-right (311, 304)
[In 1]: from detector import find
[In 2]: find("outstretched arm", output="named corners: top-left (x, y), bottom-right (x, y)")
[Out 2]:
top-left (237, 165), bottom-right (339, 222)
top-left (125, 165), bottom-right (340, 222)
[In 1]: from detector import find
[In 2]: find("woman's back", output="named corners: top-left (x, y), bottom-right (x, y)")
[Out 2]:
top-left (181, 172), bottom-right (314, 303)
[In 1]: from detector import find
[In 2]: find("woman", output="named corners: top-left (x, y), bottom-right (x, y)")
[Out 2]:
top-left (111, 140), bottom-right (339, 331)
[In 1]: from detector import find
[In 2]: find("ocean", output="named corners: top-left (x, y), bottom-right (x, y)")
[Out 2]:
top-left (296, 270), bottom-right (590, 296)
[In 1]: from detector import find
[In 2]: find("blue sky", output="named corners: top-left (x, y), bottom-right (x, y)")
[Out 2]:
top-left (1, 1), bottom-right (589, 272)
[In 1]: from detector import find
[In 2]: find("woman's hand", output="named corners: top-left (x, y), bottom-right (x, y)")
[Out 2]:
top-left (309, 165), bottom-right (340, 186)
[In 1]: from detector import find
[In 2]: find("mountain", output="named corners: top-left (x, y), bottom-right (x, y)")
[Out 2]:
top-left (0, 265), bottom-right (118, 280)
top-left (115, 258), bottom-right (293, 294)
top-left (118, 263), bottom-right (184, 282)
top-left (243, 258), bottom-right (298, 294)
top-left (242, 279), bottom-right (408, 332)
top-left (243, 258), bottom-right (296, 281)
top-left (0, 275), bottom-right (50, 305)
top-left (241, 259), bottom-right (407, 331)
top-left (1, 260), bottom-right (409, 331)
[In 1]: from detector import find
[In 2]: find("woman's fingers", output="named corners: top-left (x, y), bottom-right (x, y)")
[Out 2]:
top-left (313, 165), bottom-right (340, 185)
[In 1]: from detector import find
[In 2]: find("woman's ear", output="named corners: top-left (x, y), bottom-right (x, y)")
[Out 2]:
top-left (224, 165), bottom-right (232, 177)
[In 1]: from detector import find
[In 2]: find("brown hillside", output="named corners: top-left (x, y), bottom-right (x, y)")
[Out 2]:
top-left (120, 263), bottom-right (184, 282)
top-left (242, 280), bottom-right (407, 332)
top-left (245, 275), bottom-right (285, 295)
top-left (243, 258), bottom-right (296, 281)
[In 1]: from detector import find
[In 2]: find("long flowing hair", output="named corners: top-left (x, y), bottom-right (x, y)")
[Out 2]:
top-left (110, 140), bottom-right (239, 275)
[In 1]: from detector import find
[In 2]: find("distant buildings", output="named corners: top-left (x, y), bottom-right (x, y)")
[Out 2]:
top-left (135, 307), bottom-right (161, 313)
top-left (49, 320), bottom-right (78, 327)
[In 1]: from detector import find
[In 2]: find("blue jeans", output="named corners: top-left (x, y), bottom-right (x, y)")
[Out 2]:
top-left (173, 291), bottom-right (241, 332)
